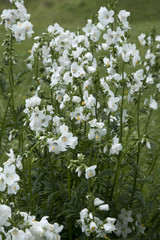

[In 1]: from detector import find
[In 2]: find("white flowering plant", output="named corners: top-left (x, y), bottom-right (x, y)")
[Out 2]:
top-left (0, 0), bottom-right (160, 239)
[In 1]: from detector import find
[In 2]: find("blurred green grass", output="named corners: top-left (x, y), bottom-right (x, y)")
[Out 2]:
top-left (1, 0), bottom-right (160, 42)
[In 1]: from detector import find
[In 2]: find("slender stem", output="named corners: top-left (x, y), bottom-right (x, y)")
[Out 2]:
top-left (28, 140), bottom-right (42, 213)
top-left (144, 110), bottom-right (152, 134)
top-left (89, 143), bottom-right (93, 166)
top-left (120, 84), bottom-right (125, 144)
top-left (107, 113), bottom-right (111, 155)
top-left (110, 64), bottom-right (125, 202)
top-left (140, 150), bottom-right (159, 190)
top-left (28, 155), bottom-right (32, 213)
top-left (67, 169), bottom-right (72, 240)
top-left (51, 88), bottom-right (53, 105)
top-left (8, 34), bottom-right (15, 109)
top-left (0, 95), bottom-right (11, 148)
top-left (130, 91), bottom-right (141, 204)
top-left (34, 52), bottom-right (39, 84)
top-left (110, 148), bottom-right (129, 203)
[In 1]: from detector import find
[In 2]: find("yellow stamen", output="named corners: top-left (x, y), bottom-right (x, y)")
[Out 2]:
top-left (82, 101), bottom-right (85, 106)
top-left (12, 230), bottom-right (18, 236)
top-left (62, 137), bottom-right (67, 142)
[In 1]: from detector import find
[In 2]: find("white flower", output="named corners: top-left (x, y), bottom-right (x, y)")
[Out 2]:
top-left (134, 69), bottom-right (144, 81)
top-left (71, 62), bottom-right (85, 78)
top-left (25, 94), bottom-right (41, 109)
top-left (118, 10), bottom-right (130, 30)
top-left (0, 204), bottom-right (11, 227)
top-left (72, 96), bottom-right (81, 103)
top-left (110, 136), bottom-right (122, 155)
top-left (90, 221), bottom-right (97, 231)
top-left (115, 220), bottom-right (132, 238)
top-left (98, 7), bottom-right (114, 27)
top-left (0, 172), bottom-right (6, 192)
top-left (85, 165), bottom-right (97, 179)
top-left (145, 49), bottom-right (155, 66)
top-left (94, 198), bottom-right (104, 206)
top-left (4, 164), bottom-right (20, 186)
top-left (80, 208), bottom-right (89, 223)
top-left (75, 166), bottom-right (83, 177)
top-left (59, 132), bottom-right (78, 150)
top-left (119, 208), bottom-right (133, 224)
top-left (118, 10), bottom-right (130, 22)
top-left (70, 107), bottom-right (85, 124)
top-left (149, 96), bottom-right (158, 110)
top-left (99, 204), bottom-right (109, 211)
top-left (88, 128), bottom-right (106, 141)
top-left (146, 74), bottom-right (154, 84)
top-left (138, 33), bottom-right (146, 46)
top-left (47, 139), bottom-right (66, 154)
top-left (155, 35), bottom-right (160, 41)
top-left (7, 182), bottom-right (20, 195)
top-left (29, 108), bottom-right (51, 132)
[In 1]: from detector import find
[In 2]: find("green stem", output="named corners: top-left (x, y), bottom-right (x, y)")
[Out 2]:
top-left (110, 148), bottom-right (129, 203)
top-left (34, 52), bottom-right (39, 84)
top-left (89, 143), bottom-right (93, 166)
top-left (28, 140), bottom-right (42, 213)
top-left (120, 83), bottom-right (125, 144)
top-left (140, 150), bottom-right (159, 190)
top-left (107, 113), bottom-right (111, 155)
top-left (51, 88), bottom-right (53, 105)
top-left (144, 110), bottom-right (152, 135)
top-left (67, 169), bottom-right (72, 240)
top-left (28, 155), bottom-right (32, 213)
top-left (130, 91), bottom-right (141, 204)
top-left (110, 64), bottom-right (125, 203)
top-left (0, 95), bottom-right (11, 148)
top-left (8, 34), bottom-right (15, 109)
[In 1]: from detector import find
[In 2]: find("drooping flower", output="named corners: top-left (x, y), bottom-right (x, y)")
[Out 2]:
top-left (85, 165), bottom-right (97, 179)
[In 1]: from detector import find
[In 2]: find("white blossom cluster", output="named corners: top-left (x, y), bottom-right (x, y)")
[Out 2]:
top-left (0, 205), bottom-right (63, 240)
top-left (0, 0), bottom-right (33, 42)
top-left (78, 197), bottom-right (116, 238)
top-left (0, 148), bottom-right (63, 240)
top-left (115, 208), bottom-right (145, 238)
top-left (0, 149), bottom-right (22, 195)
top-left (24, 6), bottom-right (141, 156)
top-left (24, 92), bottom-right (78, 153)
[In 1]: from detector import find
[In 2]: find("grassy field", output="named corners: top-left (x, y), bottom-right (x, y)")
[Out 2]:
top-left (0, 0), bottom-right (160, 39)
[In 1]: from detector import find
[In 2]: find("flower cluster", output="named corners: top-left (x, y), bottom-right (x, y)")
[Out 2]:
top-left (0, 205), bottom-right (63, 240)
top-left (0, 0), bottom-right (33, 42)
top-left (115, 208), bottom-right (145, 238)
top-left (78, 197), bottom-right (116, 238)
top-left (0, 149), bottom-right (22, 195)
